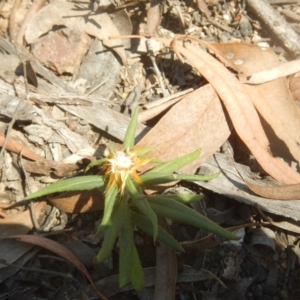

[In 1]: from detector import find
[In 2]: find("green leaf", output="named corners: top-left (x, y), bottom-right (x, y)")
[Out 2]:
top-left (141, 173), bottom-right (177, 186)
top-left (133, 198), bottom-right (158, 242)
top-left (123, 107), bottom-right (139, 151)
top-left (108, 142), bottom-right (116, 153)
top-left (130, 243), bottom-right (145, 291)
top-left (148, 197), bottom-right (239, 240)
top-left (131, 211), bottom-right (184, 252)
top-left (135, 147), bottom-right (156, 156)
top-left (125, 175), bottom-right (144, 196)
top-left (175, 172), bottom-right (220, 182)
top-left (94, 198), bottom-right (127, 263)
top-left (126, 177), bottom-right (158, 241)
top-left (147, 194), bottom-right (204, 204)
top-left (97, 185), bottom-right (119, 234)
top-left (25, 176), bottom-right (105, 200)
top-left (85, 158), bottom-right (108, 172)
top-left (141, 172), bottom-right (219, 187)
top-left (145, 149), bottom-right (201, 175)
top-left (119, 210), bottom-right (134, 288)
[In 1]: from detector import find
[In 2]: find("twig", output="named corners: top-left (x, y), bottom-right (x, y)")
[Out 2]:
top-left (146, 39), bottom-right (169, 97)
top-left (246, 0), bottom-right (300, 57)
top-left (0, 58), bottom-right (28, 168)
top-left (18, 151), bottom-right (40, 231)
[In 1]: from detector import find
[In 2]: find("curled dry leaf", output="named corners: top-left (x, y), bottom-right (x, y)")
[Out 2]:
top-left (245, 180), bottom-right (300, 200)
top-left (171, 38), bottom-right (300, 184)
top-left (211, 42), bottom-right (300, 165)
top-left (4, 235), bottom-right (108, 300)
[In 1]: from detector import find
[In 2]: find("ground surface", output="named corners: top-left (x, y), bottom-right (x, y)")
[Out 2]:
top-left (1, 0), bottom-right (300, 299)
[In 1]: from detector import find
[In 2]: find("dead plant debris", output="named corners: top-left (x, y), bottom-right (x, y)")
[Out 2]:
top-left (1, 0), bottom-right (300, 299)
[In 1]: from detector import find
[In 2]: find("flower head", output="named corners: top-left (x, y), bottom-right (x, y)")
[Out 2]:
top-left (102, 146), bottom-right (152, 194)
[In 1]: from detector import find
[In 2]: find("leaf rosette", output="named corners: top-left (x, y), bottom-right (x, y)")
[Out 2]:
top-left (26, 107), bottom-right (239, 290)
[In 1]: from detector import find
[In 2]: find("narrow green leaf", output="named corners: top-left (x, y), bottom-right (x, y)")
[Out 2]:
top-left (119, 210), bottom-right (134, 288)
top-left (145, 149), bottom-right (201, 175)
top-left (147, 194), bottom-right (204, 204)
top-left (147, 158), bottom-right (163, 165)
top-left (140, 173), bottom-right (177, 186)
top-left (131, 211), bottom-right (184, 252)
top-left (97, 185), bottom-right (119, 234)
top-left (176, 172), bottom-right (220, 182)
top-left (130, 243), bottom-right (145, 290)
top-left (126, 177), bottom-right (158, 241)
top-left (25, 176), bottom-right (105, 200)
top-left (125, 175), bottom-right (144, 196)
top-left (123, 107), bottom-right (139, 151)
top-left (148, 198), bottom-right (239, 240)
top-left (85, 158), bottom-right (108, 172)
top-left (141, 172), bottom-right (219, 187)
top-left (94, 198), bottom-right (127, 263)
top-left (108, 142), bottom-right (116, 153)
top-left (135, 147), bottom-right (156, 156)
top-left (133, 198), bottom-right (158, 242)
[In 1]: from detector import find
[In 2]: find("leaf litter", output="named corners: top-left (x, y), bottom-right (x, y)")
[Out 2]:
top-left (2, 0), bottom-right (300, 299)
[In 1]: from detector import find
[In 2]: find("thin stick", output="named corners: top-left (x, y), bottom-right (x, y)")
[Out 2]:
top-left (0, 59), bottom-right (29, 167)
top-left (247, 0), bottom-right (300, 57)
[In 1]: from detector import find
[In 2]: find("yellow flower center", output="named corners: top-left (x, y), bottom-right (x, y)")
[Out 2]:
top-left (102, 146), bottom-right (152, 194)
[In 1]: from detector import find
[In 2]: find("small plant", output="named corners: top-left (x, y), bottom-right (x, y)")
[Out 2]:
top-left (26, 108), bottom-right (238, 289)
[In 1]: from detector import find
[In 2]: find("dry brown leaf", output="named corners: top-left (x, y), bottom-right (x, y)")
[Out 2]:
top-left (289, 74), bottom-right (300, 101)
top-left (0, 201), bottom-right (46, 238)
top-left (48, 189), bottom-right (104, 213)
top-left (4, 235), bottom-right (108, 300)
top-left (245, 180), bottom-right (300, 200)
top-left (171, 39), bottom-right (300, 184)
top-left (137, 84), bottom-right (231, 174)
top-left (0, 134), bottom-right (44, 161)
top-left (211, 42), bottom-right (300, 165)
top-left (147, 0), bottom-right (162, 37)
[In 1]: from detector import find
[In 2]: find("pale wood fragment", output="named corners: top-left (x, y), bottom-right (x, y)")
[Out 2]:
top-left (194, 153), bottom-right (300, 221)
